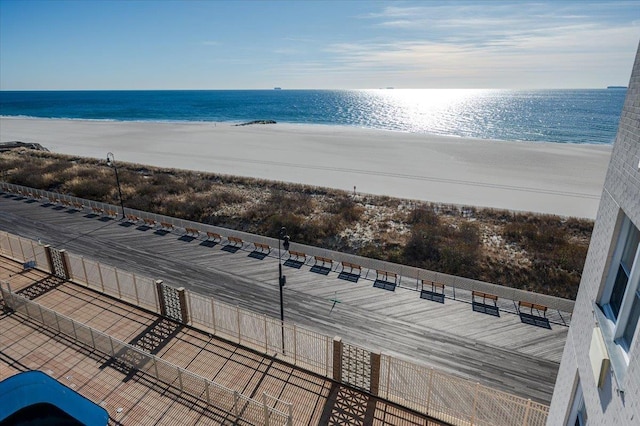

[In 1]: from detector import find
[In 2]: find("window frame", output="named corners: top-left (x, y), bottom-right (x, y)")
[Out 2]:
top-left (600, 215), bottom-right (640, 358)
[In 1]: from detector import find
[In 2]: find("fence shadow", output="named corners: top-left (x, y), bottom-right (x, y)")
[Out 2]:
top-left (17, 276), bottom-right (66, 301)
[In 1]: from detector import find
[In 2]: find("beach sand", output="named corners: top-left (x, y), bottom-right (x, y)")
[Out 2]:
top-left (0, 117), bottom-right (611, 218)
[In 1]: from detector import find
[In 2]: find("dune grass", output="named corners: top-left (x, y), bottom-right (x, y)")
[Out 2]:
top-left (1, 149), bottom-right (592, 299)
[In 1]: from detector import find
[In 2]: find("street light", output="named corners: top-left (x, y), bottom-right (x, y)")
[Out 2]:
top-left (106, 152), bottom-right (125, 220)
top-left (278, 226), bottom-right (290, 353)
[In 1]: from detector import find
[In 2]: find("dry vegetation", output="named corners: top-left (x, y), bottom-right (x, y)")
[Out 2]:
top-left (1, 149), bottom-right (593, 299)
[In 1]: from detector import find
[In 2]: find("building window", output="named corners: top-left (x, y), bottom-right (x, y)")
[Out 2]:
top-left (602, 214), bottom-right (640, 354)
top-left (567, 379), bottom-right (587, 426)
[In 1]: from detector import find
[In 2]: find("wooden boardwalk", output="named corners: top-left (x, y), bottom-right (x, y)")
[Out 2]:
top-left (0, 193), bottom-right (567, 404)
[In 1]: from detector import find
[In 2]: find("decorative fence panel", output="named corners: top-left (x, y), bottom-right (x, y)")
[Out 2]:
top-left (341, 342), bottom-right (372, 392)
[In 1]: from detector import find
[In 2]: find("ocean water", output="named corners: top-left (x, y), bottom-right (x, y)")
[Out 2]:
top-left (0, 89), bottom-right (626, 145)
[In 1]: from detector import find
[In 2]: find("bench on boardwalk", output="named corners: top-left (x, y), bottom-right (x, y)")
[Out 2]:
top-left (199, 231), bottom-right (222, 247)
top-left (339, 261), bottom-right (361, 282)
top-left (91, 206), bottom-right (104, 216)
top-left (160, 222), bottom-right (174, 231)
top-left (154, 222), bottom-right (174, 235)
top-left (72, 202), bottom-right (85, 211)
top-left (471, 290), bottom-right (500, 317)
top-left (105, 210), bottom-right (118, 219)
top-left (311, 255), bottom-right (333, 275)
top-left (222, 236), bottom-right (243, 253)
top-left (420, 280), bottom-right (445, 303)
top-left (284, 250), bottom-right (306, 268)
top-left (374, 269), bottom-right (397, 291)
top-left (125, 214), bottom-right (140, 223)
top-left (184, 227), bottom-right (200, 237)
top-left (206, 231), bottom-right (222, 241)
top-left (517, 301), bottom-right (551, 329)
top-left (142, 218), bottom-right (157, 228)
top-left (249, 242), bottom-right (270, 260)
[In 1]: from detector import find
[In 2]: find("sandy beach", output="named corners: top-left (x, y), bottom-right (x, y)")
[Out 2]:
top-left (0, 117), bottom-right (611, 218)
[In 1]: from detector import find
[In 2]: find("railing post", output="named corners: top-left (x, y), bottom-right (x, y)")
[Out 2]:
top-left (152, 357), bottom-right (159, 379)
top-left (44, 245), bottom-right (55, 275)
top-left (426, 368), bottom-right (434, 414)
top-left (287, 403), bottom-right (293, 426)
top-left (237, 306), bottom-right (242, 344)
top-left (97, 262), bottom-right (105, 293)
top-left (332, 336), bottom-right (343, 383)
top-left (132, 273), bottom-right (140, 305)
top-left (89, 328), bottom-right (96, 350)
top-left (109, 336), bottom-right (116, 357)
top-left (71, 318), bottom-right (77, 340)
top-left (262, 392), bottom-right (270, 426)
top-left (81, 257), bottom-right (89, 287)
top-left (522, 399), bottom-right (532, 426)
top-left (177, 366), bottom-right (183, 391)
top-left (53, 311), bottom-right (61, 332)
top-left (37, 303), bottom-right (45, 324)
top-left (204, 379), bottom-right (210, 404)
top-left (210, 298), bottom-right (217, 334)
top-left (385, 355), bottom-right (392, 398)
top-left (293, 324), bottom-right (297, 364)
top-left (370, 350), bottom-right (381, 396)
top-left (155, 280), bottom-right (166, 316)
top-left (264, 314), bottom-right (269, 353)
top-left (233, 391), bottom-right (240, 418)
top-left (114, 268), bottom-right (122, 298)
top-left (471, 382), bottom-right (480, 425)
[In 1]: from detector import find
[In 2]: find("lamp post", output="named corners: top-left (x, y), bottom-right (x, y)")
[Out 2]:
top-left (278, 226), bottom-right (290, 353)
top-left (106, 152), bottom-right (125, 219)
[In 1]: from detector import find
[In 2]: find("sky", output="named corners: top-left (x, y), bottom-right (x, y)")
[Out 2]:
top-left (0, 0), bottom-right (639, 90)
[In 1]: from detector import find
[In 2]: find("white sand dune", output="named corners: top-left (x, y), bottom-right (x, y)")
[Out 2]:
top-left (1, 117), bottom-right (611, 218)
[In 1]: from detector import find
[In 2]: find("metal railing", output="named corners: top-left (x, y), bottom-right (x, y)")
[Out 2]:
top-left (0, 182), bottom-right (574, 314)
top-left (0, 283), bottom-right (293, 426)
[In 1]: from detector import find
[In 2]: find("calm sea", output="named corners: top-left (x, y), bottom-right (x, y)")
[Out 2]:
top-left (0, 89), bottom-right (626, 145)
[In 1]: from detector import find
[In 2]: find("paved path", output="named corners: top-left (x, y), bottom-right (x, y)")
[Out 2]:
top-left (0, 193), bottom-right (567, 403)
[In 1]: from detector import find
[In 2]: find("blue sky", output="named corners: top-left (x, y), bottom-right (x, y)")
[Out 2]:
top-left (1, 0), bottom-right (639, 90)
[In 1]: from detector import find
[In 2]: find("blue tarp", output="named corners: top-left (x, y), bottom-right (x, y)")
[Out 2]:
top-left (0, 370), bottom-right (109, 425)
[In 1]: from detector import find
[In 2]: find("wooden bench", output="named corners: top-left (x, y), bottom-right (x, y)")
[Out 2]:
top-left (472, 290), bottom-right (498, 306)
top-left (228, 236), bottom-right (243, 247)
top-left (518, 301), bottom-right (548, 317)
top-left (376, 269), bottom-right (398, 283)
top-left (288, 250), bottom-right (307, 262)
top-left (143, 218), bottom-right (157, 227)
top-left (125, 214), bottom-right (140, 223)
top-left (184, 227), bottom-right (200, 237)
top-left (61, 200), bottom-right (72, 207)
top-left (91, 207), bottom-right (104, 215)
top-left (106, 210), bottom-right (118, 218)
top-left (341, 261), bottom-right (361, 275)
top-left (314, 256), bottom-right (333, 269)
top-left (159, 222), bottom-right (174, 231)
top-left (72, 202), bottom-right (85, 211)
top-left (422, 280), bottom-right (445, 293)
top-left (206, 231), bottom-right (222, 242)
top-left (420, 280), bottom-right (445, 302)
top-left (253, 242), bottom-right (270, 253)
